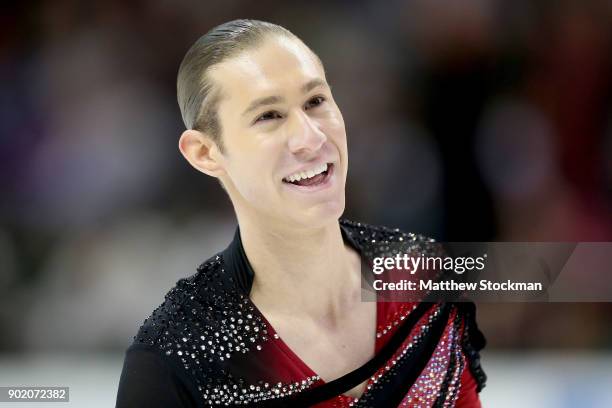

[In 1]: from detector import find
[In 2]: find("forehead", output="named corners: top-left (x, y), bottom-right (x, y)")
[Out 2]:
top-left (208, 36), bottom-right (325, 104)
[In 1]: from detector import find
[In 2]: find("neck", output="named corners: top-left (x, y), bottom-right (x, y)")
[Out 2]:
top-left (236, 213), bottom-right (362, 322)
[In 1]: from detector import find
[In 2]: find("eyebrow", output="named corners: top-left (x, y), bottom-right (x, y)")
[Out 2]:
top-left (301, 78), bottom-right (327, 94)
top-left (241, 78), bottom-right (328, 117)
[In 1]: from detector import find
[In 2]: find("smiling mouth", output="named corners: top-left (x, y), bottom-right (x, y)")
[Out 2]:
top-left (282, 163), bottom-right (334, 187)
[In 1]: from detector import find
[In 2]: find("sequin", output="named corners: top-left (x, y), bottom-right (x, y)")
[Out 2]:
top-left (130, 219), bottom-right (486, 406)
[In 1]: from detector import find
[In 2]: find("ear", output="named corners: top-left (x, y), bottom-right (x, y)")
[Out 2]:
top-left (178, 129), bottom-right (226, 178)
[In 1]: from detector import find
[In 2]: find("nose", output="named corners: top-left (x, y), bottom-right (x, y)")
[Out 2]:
top-left (287, 110), bottom-right (326, 155)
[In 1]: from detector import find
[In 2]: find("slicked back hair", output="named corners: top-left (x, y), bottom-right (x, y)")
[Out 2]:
top-left (177, 19), bottom-right (298, 151)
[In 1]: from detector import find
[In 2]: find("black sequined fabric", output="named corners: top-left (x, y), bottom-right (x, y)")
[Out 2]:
top-left (117, 219), bottom-right (486, 407)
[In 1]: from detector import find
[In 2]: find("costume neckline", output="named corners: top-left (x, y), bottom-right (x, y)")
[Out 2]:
top-left (220, 219), bottom-right (378, 401)
top-left (221, 219), bottom-right (363, 295)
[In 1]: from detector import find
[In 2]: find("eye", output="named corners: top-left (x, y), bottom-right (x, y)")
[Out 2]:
top-left (255, 111), bottom-right (282, 123)
top-left (304, 96), bottom-right (326, 110)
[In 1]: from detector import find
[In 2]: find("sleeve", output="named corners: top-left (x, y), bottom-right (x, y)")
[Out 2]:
top-left (455, 302), bottom-right (487, 407)
top-left (115, 344), bottom-right (201, 408)
top-left (456, 302), bottom-right (487, 408)
top-left (460, 302), bottom-right (487, 391)
top-left (455, 364), bottom-right (482, 408)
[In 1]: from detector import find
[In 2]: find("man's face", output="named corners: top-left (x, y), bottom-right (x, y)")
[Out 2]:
top-left (209, 35), bottom-right (348, 228)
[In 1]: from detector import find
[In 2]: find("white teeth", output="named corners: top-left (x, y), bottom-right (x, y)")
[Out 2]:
top-left (285, 163), bottom-right (329, 182)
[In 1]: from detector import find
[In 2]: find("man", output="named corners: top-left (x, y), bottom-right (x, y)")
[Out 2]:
top-left (116, 19), bottom-right (486, 407)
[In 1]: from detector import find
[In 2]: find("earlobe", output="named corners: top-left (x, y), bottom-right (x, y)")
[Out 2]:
top-left (178, 130), bottom-right (226, 178)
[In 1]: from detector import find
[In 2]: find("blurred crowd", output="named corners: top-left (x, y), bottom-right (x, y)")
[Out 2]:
top-left (1, 0), bottom-right (611, 354)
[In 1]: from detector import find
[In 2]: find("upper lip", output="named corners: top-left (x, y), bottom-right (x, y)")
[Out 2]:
top-left (283, 161), bottom-right (333, 181)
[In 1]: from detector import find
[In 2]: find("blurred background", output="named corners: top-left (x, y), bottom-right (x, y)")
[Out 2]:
top-left (1, 0), bottom-right (611, 406)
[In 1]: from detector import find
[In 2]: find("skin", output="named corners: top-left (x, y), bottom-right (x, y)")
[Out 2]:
top-left (178, 35), bottom-right (375, 398)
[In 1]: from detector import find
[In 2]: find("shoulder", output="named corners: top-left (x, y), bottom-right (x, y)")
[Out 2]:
top-left (126, 252), bottom-right (272, 405)
top-left (339, 218), bottom-right (444, 257)
top-left (118, 256), bottom-right (226, 408)
top-left (341, 219), bottom-right (488, 390)
top-left (130, 250), bottom-right (260, 362)
top-left (131, 253), bottom-right (228, 348)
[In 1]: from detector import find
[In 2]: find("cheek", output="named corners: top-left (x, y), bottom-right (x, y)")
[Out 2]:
top-left (229, 165), bottom-right (270, 207)
top-left (324, 116), bottom-right (347, 150)
top-left (226, 143), bottom-right (282, 200)
top-left (229, 156), bottom-right (265, 187)
top-left (322, 109), bottom-right (346, 139)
